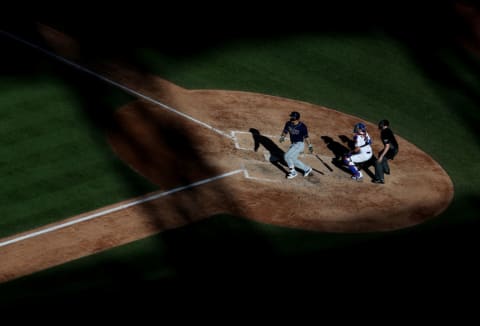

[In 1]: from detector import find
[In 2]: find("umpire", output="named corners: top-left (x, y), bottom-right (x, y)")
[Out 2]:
top-left (373, 119), bottom-right (398, 184)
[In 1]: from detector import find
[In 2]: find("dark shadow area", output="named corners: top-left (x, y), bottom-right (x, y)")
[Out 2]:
top-left (338, 135), bottom-right (355, 151)
top-left (2, 22), bottom-right (248, 207)
top-left (8, 3), bottom-right (397, 60)
top-left (249, 128), bottom-right (288, 175)
top-left (1, 25), bottom-right (49, 75)
top-left (321, 136), bottom-right (350, 160)
top-left (378, 1), bottom-right (480, 148)
top-left (1, 200), bottom-right (479, 307)
top-left (321, 135), bottom-right (352, 174)
top-left (1, 22), bottom-right (272, 295)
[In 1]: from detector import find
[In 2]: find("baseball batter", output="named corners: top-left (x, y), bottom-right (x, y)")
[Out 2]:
top-left (279, 111), bottom-right (313, 179)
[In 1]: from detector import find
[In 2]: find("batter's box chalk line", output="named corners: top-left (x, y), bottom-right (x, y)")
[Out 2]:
top-left (231, 130), bottom-right (278, 162)
top-left (241, 163), bottom-right (280, 183)
top-left (231, 130), bottom-right (311, 157)
top-left (232, 131), bottom-right (335, 181)
top-left (231, 130), bottom-right (268, 151)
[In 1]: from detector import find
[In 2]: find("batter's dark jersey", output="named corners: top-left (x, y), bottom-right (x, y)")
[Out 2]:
top-left (283, 121), bottom-right (309, 143)
top-left (381, 128), bottom-right (399, 159)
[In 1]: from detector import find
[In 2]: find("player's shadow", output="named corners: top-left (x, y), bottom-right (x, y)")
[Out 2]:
top-left (249, 128), bottom-right (288, 175)
top-left (321, 135), bottom-right (351, 174)
top-left (321, 136), bottom-right (349, 161)
top-left (338, 135), bottom-right (355, 151)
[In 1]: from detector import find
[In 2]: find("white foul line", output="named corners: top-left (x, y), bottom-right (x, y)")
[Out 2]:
top-left (0, 169), bottom-right (244, 248)
top-left (0, 30), bottom-right (233, 140)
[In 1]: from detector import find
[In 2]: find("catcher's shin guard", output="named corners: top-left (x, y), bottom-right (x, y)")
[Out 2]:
top-left (344, 156), bottom-right (360, 175)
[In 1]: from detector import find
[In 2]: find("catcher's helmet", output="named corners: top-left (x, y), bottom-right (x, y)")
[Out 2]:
top-left (289, 111), bottom-right (300, 120)
top-left (378, 119), bottom-right (390, 129)
top-left (353, 122), bottom-right (367, 133)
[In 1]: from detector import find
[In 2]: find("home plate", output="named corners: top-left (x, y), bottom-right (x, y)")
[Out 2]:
top-left (242, 160), bottom-right (284, 182)
top-left (232, 131), bottom-right (256, 150)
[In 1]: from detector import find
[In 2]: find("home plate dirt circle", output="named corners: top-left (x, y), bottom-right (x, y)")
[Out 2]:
top-left (107, 78), bottom-right (454, 232)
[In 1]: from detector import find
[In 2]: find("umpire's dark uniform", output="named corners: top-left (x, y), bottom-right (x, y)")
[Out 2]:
top-left (374, 120), bottom-right (398, 183)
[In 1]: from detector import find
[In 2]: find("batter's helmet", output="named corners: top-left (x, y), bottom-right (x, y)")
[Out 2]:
top-left (290, 111), bottom-right (300, 120)
top-left (353, 122), bottom-right (367, 133)
top-left (378, 119), bottom-right (390, 129)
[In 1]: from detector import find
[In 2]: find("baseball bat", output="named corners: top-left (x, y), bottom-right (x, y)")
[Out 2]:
top-left (316, 154), bottom-right (334, 172)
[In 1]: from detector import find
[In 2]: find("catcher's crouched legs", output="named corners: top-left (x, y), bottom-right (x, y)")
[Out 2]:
top-left (343, 155), bottom-right (361, 177)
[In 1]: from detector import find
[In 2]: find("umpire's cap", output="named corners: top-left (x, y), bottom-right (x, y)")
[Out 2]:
top-left (289, 111), bottom-right (300, 120)
top-left (378, 119), bottom-right (390, 129)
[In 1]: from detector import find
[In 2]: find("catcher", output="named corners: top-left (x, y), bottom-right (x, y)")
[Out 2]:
top-left (343, 122), bottom-right (373, 181)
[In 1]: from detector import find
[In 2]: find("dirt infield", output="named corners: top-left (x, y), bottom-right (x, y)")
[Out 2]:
top-left (106, 76), bottom-right (454, 232)
top-left (0, 26), bottom-right (454, 283)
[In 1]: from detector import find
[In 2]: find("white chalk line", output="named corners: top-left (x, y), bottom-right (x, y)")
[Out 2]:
top-left (242, 168), bottom-right (279, 183)
top-left (0, 30), bottom-right (233, 140)
top-left (231, 130), bottom-right (276, 151)
top-left (0, 169), bottom-right (244, 248)
top-left (232, 131), bottom-right (282, 182)
top-left (0, 31), bottom-right (316, 248)
top-left (233, 130), bottom-right (333, 182)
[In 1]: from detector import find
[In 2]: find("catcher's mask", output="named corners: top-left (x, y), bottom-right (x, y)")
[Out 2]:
top-left (353, 122), bottom-right (367, 134)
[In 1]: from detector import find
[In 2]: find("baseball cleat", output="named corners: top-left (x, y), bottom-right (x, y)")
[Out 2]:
top-left (304, 167), bottom-right (313, 177)
top-left (287, 171), bottom-right (298, 179)
top-left (351, 171), bottom-right (363, 181)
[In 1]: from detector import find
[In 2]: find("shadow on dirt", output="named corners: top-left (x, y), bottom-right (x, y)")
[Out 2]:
top-left (321, 136), bottom-right (349, 161)
top-left (249, 128), bottom-right (288, 175)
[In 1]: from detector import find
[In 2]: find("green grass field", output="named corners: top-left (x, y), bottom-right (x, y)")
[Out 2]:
top-left (1, 18), bottom-right (479, 305)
